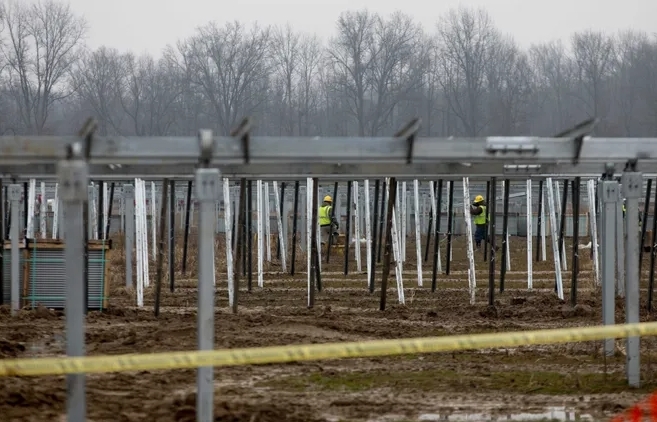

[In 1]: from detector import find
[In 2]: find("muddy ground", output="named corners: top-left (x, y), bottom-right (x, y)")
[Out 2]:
top-left (1, 234), bottom-right (657, 422)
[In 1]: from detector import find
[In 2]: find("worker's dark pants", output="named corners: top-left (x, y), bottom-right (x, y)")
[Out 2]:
top-left (321, 225), bottom-right (337, 245)
top-left (474, 224), bottom-right (487, 247)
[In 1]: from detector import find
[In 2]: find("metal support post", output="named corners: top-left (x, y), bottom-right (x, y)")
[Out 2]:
top-left (599, 174), bottom-right (618, 357)
top-left (8, 184), bottom-right (21, 315)
top-left (616, 186), bottom-right (626, 298)
top-left (123, 184), bottom-right (135, 288)
top-left (58, 144), bottom-right (89, 421)
top-left (621, 166), bottom-right (642, 387)
top-left (196, 130), bottom-right (219, 422)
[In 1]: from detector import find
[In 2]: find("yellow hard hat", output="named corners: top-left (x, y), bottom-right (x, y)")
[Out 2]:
top-left (323, 195), bottom-right (332, 203)
top-left (474, 195), bottom-right (484, 203)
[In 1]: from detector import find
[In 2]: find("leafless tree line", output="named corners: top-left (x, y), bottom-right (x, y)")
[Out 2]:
top-left (0, 0), bottom-right (656, 138)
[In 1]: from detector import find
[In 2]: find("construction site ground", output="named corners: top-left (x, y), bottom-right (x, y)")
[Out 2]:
top-left (1, 235), bottom-right (656, 422)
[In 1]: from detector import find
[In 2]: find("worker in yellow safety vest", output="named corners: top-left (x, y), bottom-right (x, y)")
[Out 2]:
top-left (470, 194), bottom-right (498, 251)
top-left (319, 195), bottom-right (339, 245)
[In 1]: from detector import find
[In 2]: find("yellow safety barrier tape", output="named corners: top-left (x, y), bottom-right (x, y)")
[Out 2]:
top-left (1, 321), bottom-right (657, 377)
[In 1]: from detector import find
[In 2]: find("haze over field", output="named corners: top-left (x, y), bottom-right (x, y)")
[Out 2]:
top-left (0, 0), bottom-right (656, 137)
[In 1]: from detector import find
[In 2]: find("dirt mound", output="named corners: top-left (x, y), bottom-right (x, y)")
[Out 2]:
top-left (0, 305), bottom-right (62, 321)
top-left (0, 379), bottom-right (64, 409)
top-left (478, 293), bottom-right (570, 320)
top-left (0, 339), bottom-right (25, 357)
top-left (161, 393), bottom-right (324, 422)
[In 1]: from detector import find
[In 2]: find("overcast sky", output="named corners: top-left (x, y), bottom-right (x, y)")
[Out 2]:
top-left (68, 0), bottom-right (657, 57)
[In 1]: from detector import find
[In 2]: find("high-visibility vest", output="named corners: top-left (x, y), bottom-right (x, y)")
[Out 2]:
top-left (319, 205), bottom-right (332, 226)
top-left (473, 205), bottom-right (487, 225)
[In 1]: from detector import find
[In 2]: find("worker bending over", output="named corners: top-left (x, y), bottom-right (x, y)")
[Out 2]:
top-left (319, 195), bottom-right (339, 245)
top-left (470, 195), bottom-right (498, 251)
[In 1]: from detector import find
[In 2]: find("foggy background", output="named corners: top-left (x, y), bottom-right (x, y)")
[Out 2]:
top-left (0, 0), bottom-right (656, 139)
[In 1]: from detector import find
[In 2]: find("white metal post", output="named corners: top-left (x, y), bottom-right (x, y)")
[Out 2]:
top-left (621, 169), bottom-right (642, 387)
top-left (413, 180), bottom-right (423, 287)
top-left (58, 150), bottom-right (88, 422)
top-left (272, 181), bottom-right (287, 272)
top-left (124, 185), bottom-right (135, 292)
top-left (587, 179), bottom-right (601, 286)
top-left (196, 166), bottom-right (219, 422)
top-left (599, 178), bottom-right (618, 357)
top-left (526, 179), bottom-right (533, 289)
top-left (223, 178), bottom-right (234, 306)
top-left (8, 184), bottom-right (21, 315)
top-left (462, 177), bottom-right (476, 304)
top-left (546, 178), bottom-right (564, 300)
top-left (364, 180), bottom-right (372, 282)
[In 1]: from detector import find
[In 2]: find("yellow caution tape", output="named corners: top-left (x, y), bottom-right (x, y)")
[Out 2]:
top-left (2, 321), bottom-right (657, 377)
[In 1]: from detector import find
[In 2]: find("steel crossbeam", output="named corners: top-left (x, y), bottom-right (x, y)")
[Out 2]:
top-left (2, 135), bottom-right (657, 166)
top-left (5, 160), bottom-right (657, 180)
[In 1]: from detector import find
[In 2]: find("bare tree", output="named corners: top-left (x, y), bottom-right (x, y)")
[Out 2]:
top-left (270, 23), bottom-right (300, 135)
top-left (296, 34), bottom-right (322, 135)
top-left (571, 30), bottom-right (615, 121)
top-left (611, 30), bottom-right (649, 135)
top-left (529, 41), bottom-right (576, 132)
top-left (436, 7), bottom-right (499, 136)
top-left (118, 53), bottom-right (181, 135)
top-left (486, 37), bottom-right (533, 135)
top-left (326, 10), bottom-right (378, 136)
top-left (71, 46), bottom-right (124, 135)
top-left (0, 0), bottom-right (86, 134)
top-left (634, 35), bottom-right (657, 132)
top-left (366, 11), bottom-right (426, 135)
top-left (182, 21), bottom-right (271, 135)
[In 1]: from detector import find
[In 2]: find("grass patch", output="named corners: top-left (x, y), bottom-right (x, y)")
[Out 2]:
top-left (265, 367), bottom-right (657, 395)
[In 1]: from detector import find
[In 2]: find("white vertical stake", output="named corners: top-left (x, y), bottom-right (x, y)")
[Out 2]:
top-left (256, 180), bottom-right (264, 287)
top-left (401, 181), bottom-right (407, 262)
top-left (135, 179), bottom-right (144, 298)
top-left (501, 180), bottom-right (511, 271)
top-left (554, 181), bottom-right (568, 271)
top-left (141, 181), bottom-right (150, 288)
top-left (391, 206), bottom-right (405, 304)
top-left (27, 179), bottom-right (36, 238)
top-left (120, 192), bottom-right (124, 235)
top-left (353, 181), bottom-right (362, 272)
top-left (272, 181), bottom-right (287, 272)
top-left (103, 183), bottom-right (109, 236)
top-left (151, 182), bottom-right (157, 261)
top-left (547, 178), bottom-right (564, 300)
top-left (587, 179), bottom-right (601, 286)
top-left (39, 182), bottom-right (46, 238)
top-left (462, 177), bottom-right (476, 304)
top-left (413, 180), bottom-right (423, 287)
top-left (306, 177), bottom-right (313, 307)
top-left (90, 183), bottom-right (98, 240)
top-left (364, 180), bottom-right (372, 282)
top-left (223, 178), bottom-right (234, 303)
top-left (527, 179), bottom-right (533, 290)
top-left (264, 182), bottom-right (272, 262)
top-left (52, 183), bottom-right (59, 238)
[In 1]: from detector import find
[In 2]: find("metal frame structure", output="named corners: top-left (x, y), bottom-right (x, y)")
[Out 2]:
top-left (1, 118), bottom-right (654, 420)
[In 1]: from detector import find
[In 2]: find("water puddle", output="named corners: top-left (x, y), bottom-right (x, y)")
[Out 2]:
top-left (417, 406), bottom-right (594, 421)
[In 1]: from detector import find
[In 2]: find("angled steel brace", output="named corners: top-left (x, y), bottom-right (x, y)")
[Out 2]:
top-left (554, 117), bottom-right (598, 165)
top-left (230, 118), bottom-right (252, 164)
top-left (394, 118), bottom-right (421, 164)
